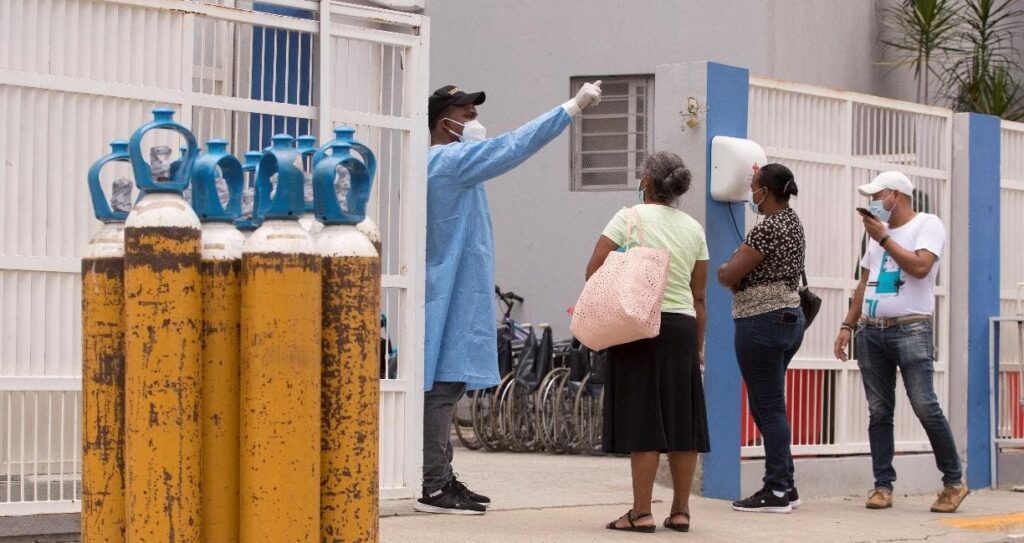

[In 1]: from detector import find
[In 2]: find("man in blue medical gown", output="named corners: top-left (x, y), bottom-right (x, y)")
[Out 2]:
top-left (415, 81), bottom-right (602, 515)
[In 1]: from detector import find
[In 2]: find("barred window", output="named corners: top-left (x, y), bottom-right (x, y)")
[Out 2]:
top-left (570, 75), bottom-right (654, 191)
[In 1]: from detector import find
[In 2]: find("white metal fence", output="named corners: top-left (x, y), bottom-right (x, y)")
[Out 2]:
top-left (0, 0), bottom-right (429, 515)
top-left (743, 77), bottom-right (953, 457)
top-left (997, 121), bottom-right (1024, 447)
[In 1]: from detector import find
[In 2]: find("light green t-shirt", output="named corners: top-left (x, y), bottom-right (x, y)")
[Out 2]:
top-left (601, 204), bottom-right (709, 314)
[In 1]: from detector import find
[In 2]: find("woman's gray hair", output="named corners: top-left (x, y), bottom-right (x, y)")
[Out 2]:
top-left (641, 151), bottom-right (691, 203)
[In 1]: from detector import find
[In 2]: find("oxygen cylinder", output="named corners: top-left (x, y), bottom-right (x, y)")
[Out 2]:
top-left (191, 139), bottom-right (246, 543)
top-left (239, 134), bottom-right (322, 543)
top-left (123, 107), bottom-right (202, 542)
top-left (313, 127), bottom-right (381, 542)
top-left (81, 140), bottom-right (132, 543)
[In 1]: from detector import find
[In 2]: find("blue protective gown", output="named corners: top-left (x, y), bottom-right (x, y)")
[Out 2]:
top-left (424, 105), bottom-right (573, 391)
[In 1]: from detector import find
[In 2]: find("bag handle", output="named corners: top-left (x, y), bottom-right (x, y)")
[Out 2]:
top-left (625, 206), bottom-right (647, 248)
top-left (801, 270), bottom-right (809, 288)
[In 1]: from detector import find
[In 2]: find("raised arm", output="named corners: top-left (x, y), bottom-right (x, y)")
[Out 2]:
top-left (444, 81), bottom-right (603, 187)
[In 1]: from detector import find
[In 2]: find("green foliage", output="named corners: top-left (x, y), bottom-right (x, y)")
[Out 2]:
top-left (880, 0), bottom-right (961, 102)
top-left (881, 0), bottom-right (1024, 120)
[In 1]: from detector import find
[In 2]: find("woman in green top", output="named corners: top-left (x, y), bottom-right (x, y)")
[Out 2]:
top-left (584, 151), bottom-right (710, 533)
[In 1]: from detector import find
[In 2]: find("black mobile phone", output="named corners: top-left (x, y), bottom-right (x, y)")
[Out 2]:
top-left (856, 207), bottom-right (875, 219)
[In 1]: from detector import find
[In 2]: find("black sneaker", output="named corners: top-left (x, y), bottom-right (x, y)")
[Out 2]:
top-left (788, 488), bottom-right (801, 508)
top-left (731, 487), bottom-right (792, 513)
top-left (414, 483), bottom-right (487, 515)
top-left (450, 475), bottom-right (491, 504)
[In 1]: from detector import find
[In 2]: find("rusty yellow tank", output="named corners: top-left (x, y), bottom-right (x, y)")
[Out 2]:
top-left (81, 221), bottom-right (127, 543)
top-left (318, 224), bottom-right (381, 543)
top-left (123, 191), bottom-right (203, 543)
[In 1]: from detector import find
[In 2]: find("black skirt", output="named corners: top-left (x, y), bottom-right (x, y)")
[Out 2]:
top-left (602, 313), bottom-right (711, 454)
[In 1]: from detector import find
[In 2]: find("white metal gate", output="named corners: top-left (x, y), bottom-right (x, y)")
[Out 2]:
top-left (742, 77), bottom-right (953, 457)
top-left (997, 121), bottom-right (1024, 445)
top-left (0, 0), bottom-right (429, 515)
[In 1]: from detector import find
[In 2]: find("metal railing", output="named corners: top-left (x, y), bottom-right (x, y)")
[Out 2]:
top-left (989, 307), bottom-right (1024, 488)
top-left (0, 0), bottom-right (429, 515)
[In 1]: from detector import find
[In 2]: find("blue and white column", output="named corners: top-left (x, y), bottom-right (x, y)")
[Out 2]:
top-left (951, 112), bottom-right (1001, 489)
top-left (655, 61), bottom-right (749, 500)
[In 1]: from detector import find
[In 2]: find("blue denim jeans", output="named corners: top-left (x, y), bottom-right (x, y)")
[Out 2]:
top-left (735, 307), bottom-right (806, 492)
top-left (855, 319), bottom-right (962, 490)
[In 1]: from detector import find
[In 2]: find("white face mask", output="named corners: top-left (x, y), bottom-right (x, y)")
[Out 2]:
top-left (445, 118), bottom-right (487, 142)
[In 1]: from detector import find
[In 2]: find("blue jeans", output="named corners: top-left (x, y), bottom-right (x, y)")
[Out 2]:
top-left (856, 319), bottom-right (962, 490)
top-left (735, 307), bottom-right (806, 492)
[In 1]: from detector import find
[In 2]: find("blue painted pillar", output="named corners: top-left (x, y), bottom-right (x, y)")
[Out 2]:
top-left (702, 62), bottom-right (749, 500)
top-left (959, 113), bottom-right (1001, 489)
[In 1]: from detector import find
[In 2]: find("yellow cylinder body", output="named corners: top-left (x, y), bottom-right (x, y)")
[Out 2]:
top-left (123, 192), bottom-right (203, 543)
top-left (200, 223), bottom-right (245, 543)
top-left (240, 219), bottom-right (322, 543)
top-left (81, 223), bottom-right (127, 543)
top-left (318, 225), bottom-right (381, 543)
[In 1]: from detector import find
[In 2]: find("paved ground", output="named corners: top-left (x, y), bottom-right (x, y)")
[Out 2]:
top-left (4, 447), bottom-right (1022, 542)
top-left (382, 448), bottom-right (1024, 543)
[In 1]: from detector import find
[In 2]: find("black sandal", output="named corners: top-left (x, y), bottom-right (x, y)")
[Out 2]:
top-left (663, 511), bottom-right (690, 532)
top-left (605, 509), bottom-right (656, 533)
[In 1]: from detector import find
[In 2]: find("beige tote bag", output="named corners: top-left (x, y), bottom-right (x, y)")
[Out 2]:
top-left (570, 207), bottom-right (670, 351)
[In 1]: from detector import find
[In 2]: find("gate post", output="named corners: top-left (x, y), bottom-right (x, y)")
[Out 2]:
top-left (655, 61), bottom-right (749, 500)
top-left (951, 112), bottom-right (1001, 489)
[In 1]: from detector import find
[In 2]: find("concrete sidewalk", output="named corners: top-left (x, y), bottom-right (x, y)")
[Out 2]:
top-left (382, 448), bottom-right (1024, 543)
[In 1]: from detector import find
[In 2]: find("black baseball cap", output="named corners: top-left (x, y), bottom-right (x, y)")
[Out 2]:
top-left (428, 85), bottom-right (486, 127)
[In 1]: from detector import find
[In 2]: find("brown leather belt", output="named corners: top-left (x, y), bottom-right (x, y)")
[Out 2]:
top-left (860, 315), bottom-right (931, 329)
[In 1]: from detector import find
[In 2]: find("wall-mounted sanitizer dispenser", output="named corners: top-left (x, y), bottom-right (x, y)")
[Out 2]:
top-left (710, 136), bottom-right (768, 202)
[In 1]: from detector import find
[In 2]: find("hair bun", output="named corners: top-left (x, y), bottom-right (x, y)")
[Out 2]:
top-left (641, 151), bottom-right (691, 202)
top-left (666, 167), bottom-right (691, 196)
top-left (759, 163), bottom-right (798, 200)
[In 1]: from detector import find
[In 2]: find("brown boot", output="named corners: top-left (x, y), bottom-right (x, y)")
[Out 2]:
top-left (865, 488), bottom-right (892, 509)
top-left (930, 484), bottom-right (969, 513)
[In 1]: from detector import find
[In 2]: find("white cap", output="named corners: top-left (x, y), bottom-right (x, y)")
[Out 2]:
top-left (858, 171), bottom-right (914, 197)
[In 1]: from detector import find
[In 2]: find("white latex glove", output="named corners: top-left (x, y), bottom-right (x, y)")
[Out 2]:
top-left (563, 80), bottom-right (602, 116)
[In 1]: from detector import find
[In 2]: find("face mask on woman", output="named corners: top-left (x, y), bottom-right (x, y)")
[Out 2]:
top-left (747, 187), bottom-right (767, 215)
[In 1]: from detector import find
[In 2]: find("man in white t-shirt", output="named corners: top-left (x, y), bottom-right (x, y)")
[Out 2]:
top-left (833, 171), bottom-right (968, 513)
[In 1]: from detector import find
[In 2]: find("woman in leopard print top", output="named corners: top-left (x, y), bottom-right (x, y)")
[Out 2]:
top-left (717, 163), bottom-right (807, 513)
